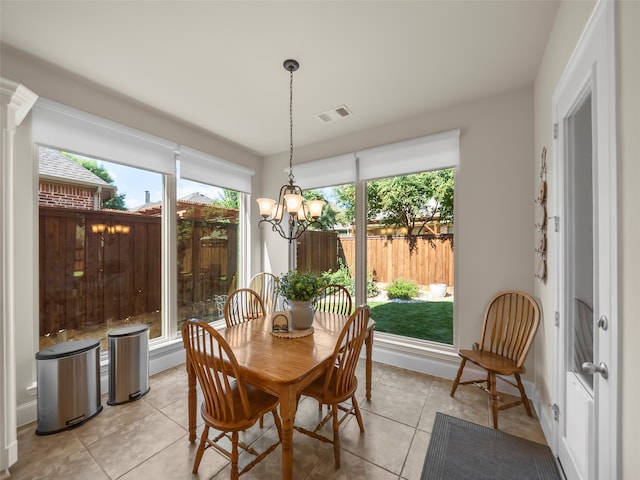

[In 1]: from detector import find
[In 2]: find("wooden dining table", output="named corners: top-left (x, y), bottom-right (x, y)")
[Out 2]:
top-left (185, 311), bottom-right (374, 480)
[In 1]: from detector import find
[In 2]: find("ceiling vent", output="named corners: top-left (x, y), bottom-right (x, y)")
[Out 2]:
top-left (315, 105), bottom-right (353, 123)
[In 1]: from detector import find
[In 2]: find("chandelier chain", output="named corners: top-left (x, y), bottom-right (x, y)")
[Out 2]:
top-left (288, 66), bottom-right (294, 184)
top-left (256, 59), bottom-right (324, 243)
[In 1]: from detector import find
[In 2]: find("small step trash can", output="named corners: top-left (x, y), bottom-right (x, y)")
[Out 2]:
top-left (35, 339), bottom-right (103, 435)
top-left (108, 324), bottom-right (150, 405)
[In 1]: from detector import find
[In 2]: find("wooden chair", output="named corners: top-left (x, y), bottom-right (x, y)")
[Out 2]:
top-left (294, 305), bottom-right (370, 468)
top-left (181, 319), bottom-right (282, 479)
top-left (224, 288), bottom-right (265, 327)
top-left (450, 290), bottom-right (541, 429)
top-left (249, 272), bottom-right (279, 314)
top-left (314, 284), bottom-right (352, 316)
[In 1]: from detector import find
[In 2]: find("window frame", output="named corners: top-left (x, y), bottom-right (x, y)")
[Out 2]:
top-left (32, 99), bottom-right (254, 355)
top-left (295, 131), bottom-right (460, 362)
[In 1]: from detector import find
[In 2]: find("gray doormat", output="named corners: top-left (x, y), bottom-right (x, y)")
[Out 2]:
top-left (421, 413), bottom-right (563, 480)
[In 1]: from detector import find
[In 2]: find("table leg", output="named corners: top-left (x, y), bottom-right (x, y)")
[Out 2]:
top-left (187, 361), bottom-right (197, 443)
top-left (366, 327), bottom-right (373, 401)
top-left (278, 385), bottom-right (298, 480)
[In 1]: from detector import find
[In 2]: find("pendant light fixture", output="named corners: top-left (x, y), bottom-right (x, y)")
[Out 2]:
top-left (256, 59), bottom-right (324, 243)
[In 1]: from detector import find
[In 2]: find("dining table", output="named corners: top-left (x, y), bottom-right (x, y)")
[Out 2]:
top-left (185, 311), bottom-right (375, 480)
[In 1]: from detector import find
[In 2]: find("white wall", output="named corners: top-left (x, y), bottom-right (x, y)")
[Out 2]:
top-left (618, 2), bottom-right (640, 477)
top-left (533, 0), bottom-right (596, 418)
top-left (263, 86), bottom-right (536, 368)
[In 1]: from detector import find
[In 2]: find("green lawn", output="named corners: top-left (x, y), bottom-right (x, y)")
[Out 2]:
top-left (368, 300), bottom-right (453, 344)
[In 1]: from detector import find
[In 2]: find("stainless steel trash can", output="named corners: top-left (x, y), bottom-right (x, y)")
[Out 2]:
top-left (108, 324), bottom-right (150, 405)
top-left (35, 339), bottom-right (102, 435)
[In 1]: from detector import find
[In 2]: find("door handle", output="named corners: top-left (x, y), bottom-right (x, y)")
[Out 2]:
top-left (582, 361), bottom-right (608, 379)
top-left (597, 315), bottom-right (608, 331)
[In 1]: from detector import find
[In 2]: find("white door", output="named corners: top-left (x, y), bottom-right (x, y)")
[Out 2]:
top-left (552, 2), bottom-right (618, 480)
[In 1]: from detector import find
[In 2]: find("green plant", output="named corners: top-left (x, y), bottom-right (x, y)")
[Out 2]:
top-left (322, 259), bottom-right (379, 298)
top-left (366, 271), bottom-right (380, 298)
top-left (386, 278), bottom-right (419, 300)
top-left (323, 259), bottom-right (353, 291)
top-left (278, 270), bottom-right (326, 301)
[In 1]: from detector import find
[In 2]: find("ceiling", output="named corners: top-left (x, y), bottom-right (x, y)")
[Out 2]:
top-left (0, 1), bottom-right (560, 158)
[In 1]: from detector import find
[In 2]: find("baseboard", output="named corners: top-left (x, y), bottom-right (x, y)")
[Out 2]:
top-left (371, 340), bottom-right (536, 398)
top-left (371, 341), bottom-right (460, 380)
top-left (532, 389), bottom-right (558, 453)
top-left (16, 400), bottom-right (37, 429)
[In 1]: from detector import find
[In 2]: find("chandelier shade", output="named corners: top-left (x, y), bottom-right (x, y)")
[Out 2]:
top-left (256, 59), bottom-right (324, 243)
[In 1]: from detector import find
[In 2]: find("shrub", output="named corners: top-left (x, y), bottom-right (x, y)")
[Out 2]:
top-left (322, 258), bottom-right (379, 298)
top-left (323, 259), bottom-right (353, 290)
top-left (386, 278), bottom-right (419, 300)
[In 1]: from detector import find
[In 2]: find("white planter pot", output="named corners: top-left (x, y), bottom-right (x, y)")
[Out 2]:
top-left (286, 300), bottom-right (315, 330)
top-left (430, 283), bottom-right (447, 298)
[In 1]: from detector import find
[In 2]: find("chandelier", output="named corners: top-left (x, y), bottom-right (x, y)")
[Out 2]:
top-left (256, 59), bottom-right (324, 243)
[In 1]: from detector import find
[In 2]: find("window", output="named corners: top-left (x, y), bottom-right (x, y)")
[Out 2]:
top-left (32, 98), bottom-right (254, 353)
top-left (364, 170), bottom-right (454, 345)
top-left (176, 178), bottom-right (241, 329)
top-left (38, 149), bottom-right (163, 351)
top-left (295, 130), bottom-right (459, 349)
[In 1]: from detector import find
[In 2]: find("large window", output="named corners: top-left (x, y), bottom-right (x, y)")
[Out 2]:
top-left (176, 178), bottom-right (241, 328)
top-left (364, 170), bottom-right (454, 345)
top-left (295, 130), bottom-right (459, 349)
top-left (298, 169), bottom-right (454, 345)
top-left (33, 98), bottom-right (253, 353)
top-left (38, 149), bottom-right (163, 351)
top-left (296, 182), bottom-right (355, 296)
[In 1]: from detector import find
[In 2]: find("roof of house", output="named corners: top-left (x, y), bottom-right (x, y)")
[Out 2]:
top-left (38, 147), bottom-right (116, 200)
top-left (133, 192), bottom-right (238, 222)
top-left (179, 192), bottom-right (214, 204)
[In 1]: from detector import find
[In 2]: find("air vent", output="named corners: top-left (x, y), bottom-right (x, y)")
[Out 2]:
top-left (315, 105), bottom-right (353, 123)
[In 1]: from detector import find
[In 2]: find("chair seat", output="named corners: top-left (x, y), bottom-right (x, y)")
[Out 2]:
top-left (201, 382), bottom-right (279, 432)
top-left (302, 369), bottom-right (358, 405)
top-left (458, 349), bottom-right (525, 376)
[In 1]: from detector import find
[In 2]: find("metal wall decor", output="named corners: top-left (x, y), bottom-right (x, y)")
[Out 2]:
top-left (534, 147), bottom-right (547, 281)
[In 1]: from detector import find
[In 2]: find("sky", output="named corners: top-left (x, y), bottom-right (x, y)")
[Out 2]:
top-left (75, 152), bottom-right (340, 211)
top-left (101, 159), bottom-right (225, 209)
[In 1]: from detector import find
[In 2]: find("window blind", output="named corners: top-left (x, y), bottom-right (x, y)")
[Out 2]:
top-left (179, 146), bottom-right (254, 193)
top-left (32, 98), bottom-right (177, 175)
top-left (293, 129), bottom-right (459, 189)
top-left (358, 129), bottom-right (460, 181)
top-left (294, 153), bottom-right (357, 190)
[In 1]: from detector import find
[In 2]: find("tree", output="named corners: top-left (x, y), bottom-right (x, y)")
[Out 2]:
top-left (214, 189), bottom-right (239, 209)
top-left (376, 169), bottom-right (454, 234)
top-left (333, 169), bottom-right (454, 251)
top-left (333, 183), bottom-right (382, 226)
top-left (302, 190), bottom-right (337, 230)
top-left (63, 152), bottom-right (127, 210)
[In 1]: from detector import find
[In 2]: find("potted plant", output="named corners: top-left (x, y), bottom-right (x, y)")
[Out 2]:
top-left (278, 270), bottom-right (326, 329)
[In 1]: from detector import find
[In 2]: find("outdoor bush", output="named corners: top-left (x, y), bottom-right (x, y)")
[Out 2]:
top-left (323, 258), bottom-right (379, 298)
top-left (386, 278), bottom-right (419, 300)
top-left (323, 259), bottom-right (353, 290)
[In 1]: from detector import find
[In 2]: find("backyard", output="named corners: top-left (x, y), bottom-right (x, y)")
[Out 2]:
top-left (369, 299), bottom-right (453, 344)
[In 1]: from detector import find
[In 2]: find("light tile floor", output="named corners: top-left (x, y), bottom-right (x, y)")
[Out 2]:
top-left (8, 361), bottom-right (548, 480)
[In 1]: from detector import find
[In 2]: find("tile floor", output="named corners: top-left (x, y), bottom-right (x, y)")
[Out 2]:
top-left (8, 360), bottom-right (548, 480)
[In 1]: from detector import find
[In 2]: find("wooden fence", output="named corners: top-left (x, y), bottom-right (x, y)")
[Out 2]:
top-left (39, 207), bottom-right (236, 336)
top-left (298, 231), bottom-right (454, 286)
top-left (296, 231), bottom-right (340, 274)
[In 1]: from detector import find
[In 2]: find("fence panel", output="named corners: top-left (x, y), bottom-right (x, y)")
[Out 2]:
top-left (39, 207), bottom-right (236, 337)
top-left (296, 230), bottom-right (339, 274)
top-left (299, 232), bottom-right (453, 286)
